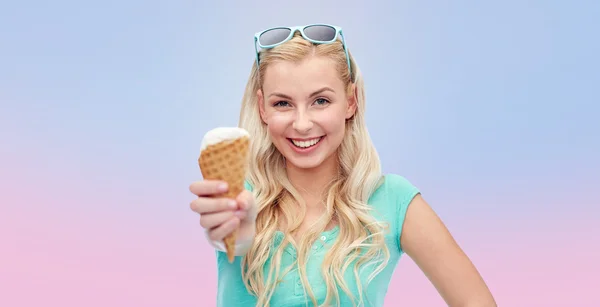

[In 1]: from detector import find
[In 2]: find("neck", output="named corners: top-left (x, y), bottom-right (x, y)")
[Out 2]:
top-left (285, 155), bottom-right (339, 207)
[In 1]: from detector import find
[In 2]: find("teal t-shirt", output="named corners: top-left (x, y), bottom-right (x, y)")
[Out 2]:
top-left (214, 174), bottom-right (420, 306)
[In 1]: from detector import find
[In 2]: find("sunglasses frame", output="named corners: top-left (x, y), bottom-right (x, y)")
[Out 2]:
top-left (253, 24), bottom-right (352, 79)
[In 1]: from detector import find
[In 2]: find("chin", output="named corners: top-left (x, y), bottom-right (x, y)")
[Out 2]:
top-left (285, 156), bottom-right (325, 170)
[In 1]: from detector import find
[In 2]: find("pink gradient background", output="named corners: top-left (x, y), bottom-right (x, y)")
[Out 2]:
top-left (2, 0), bottom-right (599, 306)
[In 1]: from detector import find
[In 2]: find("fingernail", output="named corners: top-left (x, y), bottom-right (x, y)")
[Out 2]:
top-left (228, 200), bottom-right (237, 209)
top-left (235, 210), bottom-right (246, 218)
top-left (218, 183), bottom-right (228, 192)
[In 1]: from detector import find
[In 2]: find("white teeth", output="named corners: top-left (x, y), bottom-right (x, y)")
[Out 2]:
top-left (291, 137), bottom-right (321, 148)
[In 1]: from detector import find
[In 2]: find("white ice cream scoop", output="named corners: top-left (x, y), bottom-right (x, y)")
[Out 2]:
top-left (200, 127), bottom-right (250, 152)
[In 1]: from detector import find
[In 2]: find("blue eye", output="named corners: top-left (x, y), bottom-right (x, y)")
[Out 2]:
top-left (314, 98), bottom-right (330, 105)
top-left (273, 101), bottom-right (290, 107)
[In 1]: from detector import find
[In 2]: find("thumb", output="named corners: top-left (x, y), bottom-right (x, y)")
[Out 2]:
top-left (237, 190), bottom-right (255, 211)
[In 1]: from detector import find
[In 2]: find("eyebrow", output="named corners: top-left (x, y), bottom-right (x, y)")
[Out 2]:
top-left (268, 87), bottom-right (335, 100)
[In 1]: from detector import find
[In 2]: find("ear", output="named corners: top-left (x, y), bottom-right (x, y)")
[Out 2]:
top-left (345, 83), bottom-right (357, 119)
top-left (257, 89), bottom-right (267, 123)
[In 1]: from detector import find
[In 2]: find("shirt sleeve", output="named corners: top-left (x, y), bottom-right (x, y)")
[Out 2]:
top-left (385, 174), bottom-right (420, 253)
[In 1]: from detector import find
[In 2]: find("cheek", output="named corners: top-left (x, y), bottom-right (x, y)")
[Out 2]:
top-left (316, 109), bottom-right (347, 134)
top-left (264, 113), bottom-right (292, 137)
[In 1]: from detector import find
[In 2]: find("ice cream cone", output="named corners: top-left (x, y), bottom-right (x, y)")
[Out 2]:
top-left (198, 127), bottom-right (250, 263)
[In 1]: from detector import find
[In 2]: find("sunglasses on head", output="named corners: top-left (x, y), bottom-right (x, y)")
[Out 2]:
top-left (254, 24), bottom-right (352, 78)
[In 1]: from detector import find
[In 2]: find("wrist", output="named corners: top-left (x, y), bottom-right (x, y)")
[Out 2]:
top-left (205, 222), bottom-right (256, 256)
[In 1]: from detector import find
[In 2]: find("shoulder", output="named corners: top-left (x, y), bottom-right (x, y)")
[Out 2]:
top-left (370, 173), bottom-right (420, 206)
top-left (382, 174), bottom-right (420, 198)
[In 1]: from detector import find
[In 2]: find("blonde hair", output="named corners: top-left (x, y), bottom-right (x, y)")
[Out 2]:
top-left (238, 32), bottom-right (389, 306)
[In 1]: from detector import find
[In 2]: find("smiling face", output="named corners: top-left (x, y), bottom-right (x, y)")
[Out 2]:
top-left (258, 55), bottom-right (356, 171)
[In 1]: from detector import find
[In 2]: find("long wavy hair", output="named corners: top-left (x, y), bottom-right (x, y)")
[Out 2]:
top-left (237, 32), bottom-right (389, 307)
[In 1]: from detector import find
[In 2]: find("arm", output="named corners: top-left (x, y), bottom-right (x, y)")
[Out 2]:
top-left (401, 194), bottom-right (497, 307)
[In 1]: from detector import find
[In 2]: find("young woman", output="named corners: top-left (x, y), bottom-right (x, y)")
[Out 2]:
top-left (189, 24), bottom-right (496, 307)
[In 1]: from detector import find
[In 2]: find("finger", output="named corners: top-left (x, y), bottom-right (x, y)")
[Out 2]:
top-left (199, 210), bottom-right (236, 229)
top-left (190, 197), bottom-right (237, 214)
top-left (236, 190), bottom-right (254, 211)
top-left (189, 180), bottom-right (228, 197)
top-left (207, 217), bottom-right (241, 242)
top-left (233, 210), bottom-right (247, 220)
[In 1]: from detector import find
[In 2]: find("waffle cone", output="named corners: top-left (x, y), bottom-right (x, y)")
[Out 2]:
top-left (198, 136), bottom-right (250, 263)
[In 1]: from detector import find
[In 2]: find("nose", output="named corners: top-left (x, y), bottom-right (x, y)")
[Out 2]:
top-left (292, 110), bottom-right (313, 133)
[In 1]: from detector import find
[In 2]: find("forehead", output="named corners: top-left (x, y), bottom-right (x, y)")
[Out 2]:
top-left (262, 56), bottom-right (344, 94)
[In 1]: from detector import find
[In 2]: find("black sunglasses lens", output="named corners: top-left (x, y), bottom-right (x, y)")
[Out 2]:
top-left (303, 25), bottom-right (336, 42)
top-left (259, 28), bottom-right (291, 46)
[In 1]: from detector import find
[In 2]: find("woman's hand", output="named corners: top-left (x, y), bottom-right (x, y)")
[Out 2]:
top-left (189, 180), bottom-right (257, 254)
